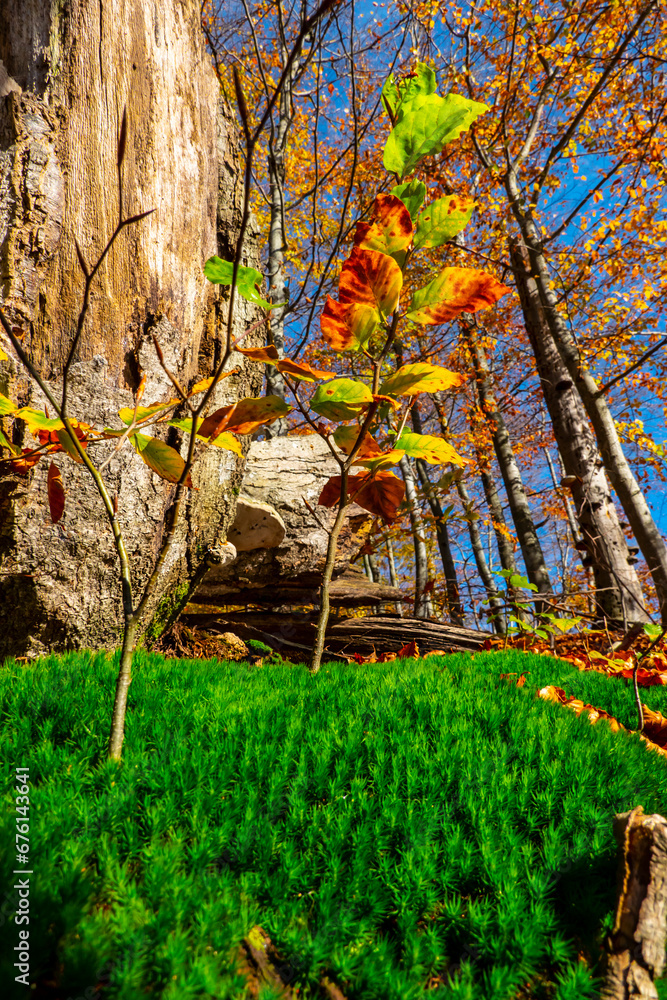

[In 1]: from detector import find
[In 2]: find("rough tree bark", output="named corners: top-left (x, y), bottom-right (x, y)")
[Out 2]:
top-left (0, 0), bottom-right (261, 657)
top-left (504, 184), bottom-right (667, 624)
top-left (464, 324), bottom-right (553, 602)
top-left (511, 240), bottom-right (648, 624)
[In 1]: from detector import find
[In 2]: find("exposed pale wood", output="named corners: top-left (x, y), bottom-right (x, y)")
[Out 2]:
top-left (0, 0), bottom-right (261, 656)
top-left (601, 806), bottom-right (667, 999)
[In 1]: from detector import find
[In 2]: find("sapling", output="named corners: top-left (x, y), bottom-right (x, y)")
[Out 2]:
top-left (212, 62), bottom-right (512, 671)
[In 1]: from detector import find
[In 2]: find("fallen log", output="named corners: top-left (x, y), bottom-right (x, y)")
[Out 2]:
top-left (327, 616), bottom-right (491, 654)
top-left (180, 611), bottom-right (491, 657)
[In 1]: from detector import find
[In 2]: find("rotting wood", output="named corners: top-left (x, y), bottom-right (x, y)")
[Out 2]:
top-left (601, 806), bottom-right (667, 1000)
top-left (181, 610), bottom-right (491, 656)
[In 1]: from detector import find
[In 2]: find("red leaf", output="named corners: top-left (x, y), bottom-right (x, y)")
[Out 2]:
top-left (318, 470), bottom-right (405, 523)
top-left (47, 461), bottom-right (65, 522)
top-left (397, 639), bottom-right (419, 658)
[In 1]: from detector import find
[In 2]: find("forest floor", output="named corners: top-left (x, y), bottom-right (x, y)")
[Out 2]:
top-left (1, 646), bottom-right (666, 1000)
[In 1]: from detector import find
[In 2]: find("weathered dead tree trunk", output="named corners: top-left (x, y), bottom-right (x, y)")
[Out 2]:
top-left (0, 0), bottom-right (261, 657)
top-left (511, 240), bottom-right (648, 624)
top-left (601, 806), bottom-right (667, 1000)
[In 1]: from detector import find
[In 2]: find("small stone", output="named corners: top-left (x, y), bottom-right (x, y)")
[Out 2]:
top-left (218, 632), bottom-right (249, 661)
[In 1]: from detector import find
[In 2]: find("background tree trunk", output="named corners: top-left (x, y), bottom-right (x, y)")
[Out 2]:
top-left (0, 0), bottom-right (261, 657)
top-left (510, 240), bottom-right (648, 624)
top-left (399, 455), bottom-right (434, 619)
top-left (465, 324), bottom-right (553, 603)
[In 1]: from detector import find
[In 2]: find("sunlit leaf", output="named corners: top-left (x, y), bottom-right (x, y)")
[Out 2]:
top-left (333, 426), bottom-right (382, 458)
top-left (406, 267), bottom-right (511, 324)
top-left (190, 376), bottom-right (215, 394)
top-left (354, 194), bottom-right (413, 255)
top-left (390, 180), bottom-right (427, 221)
top-left (310, 379), bottom-right (374, 422)
top-left (379, 362), bottom-right (465, 396)
top-left (204, 256), bottom-right (276, 310)
top-left (165, 418), bottom-right (243, 457)
top-left (199, 395), bottom-right (291, 437)
top-left (47, 461), bottom-right (65, 523)
top-left (321, 298), bottom-right (378, 352)
top-left (118, 402), bottom-right (176, 426)
top-left (414, 195), bottom-right (475, 249)
top-left (14, 407), bottom-right (63, 433)
top-left (381, 63), bottom-right (436, 119)
top-left (0, 428), bottom-right (19, 455)
top-left (322, 248), bottom-right (403, 353)
top-left (340, 247), bottom-right (402, 316)
top-left (130, 433), bottom-right (193, 486)
top-left (235, 344), bottom-right (281, 363)
top-left (209, 431), bottom-right (243, 456)
top-left (0, 344), bottom-right (8, 362)
top-left (0, 391), bottom-right (17, 415)
top-left (354, 448), bottom-right (406, 470)
top-left (384, 93), bottom-right (489, 178)
top-left (319, 470), bottom-right (405, 523)
top-left (277, 358), bottom-right (337, 382)
top-left (396, 430), bottom-right (466, 466)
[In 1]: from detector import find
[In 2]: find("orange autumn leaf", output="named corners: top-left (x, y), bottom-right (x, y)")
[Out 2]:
top-left (407, 266), bottom-right (510, 325)
top-left (47, 461), bottom-right (65, 523)
top-left (321, 298), bottom-right (379, 351)
top-left (397, 639), bottom-right (420, 658)
top-left (277, 358), bottom-right (336, 382)
top-left (353, 193), bottom-right (413, 255)
top-left (198, 396), bottom-right (291, 437)
top-left (321, 247), bottom-right (403, 352)
top-left (235, 344), bottom-right (280, 363)
top-left (319, 469), bottom-right (405, 523)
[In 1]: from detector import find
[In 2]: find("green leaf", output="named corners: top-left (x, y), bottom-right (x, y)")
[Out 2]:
top-left (381, 63), bottom-right (436, 119)
top-left (204, 256), bottom-right (276, 310)
top-left (390, 180), bottom-right (427, 221)
top-left (130, 433), bottom-right (192, 485)
top-left (414, 195), bottom-right (475, 249)
top-left (644, 623), bottom-right (664, 640)
top-left (395, 431), bottom-right (465, 466)
top-left (55, 428), bottom-right (84, 463)
top-left (383, 93), bottom-right (489, 178)
top-left (118, 402), bottom-right (173, 426)
top-left (379, 362), bottom-right (464, 397)
top-left (0, 391), bottom-right (17, 416)
top-left (0, 427), bottom-right (19, 455)
top-left (310, 379), bottom-right (373, 422)
top-left (13, 408), bottom-right (64, 433)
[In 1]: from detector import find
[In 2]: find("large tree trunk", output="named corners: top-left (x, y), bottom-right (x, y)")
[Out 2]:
top-left (510, 240), bottom-right (648, 624)
top-left (504, 174), bottom-right (667, 624)
top-left (0, 0), bottom-right (261, 657)
top-left (464, 325), bottom-right (553, 602)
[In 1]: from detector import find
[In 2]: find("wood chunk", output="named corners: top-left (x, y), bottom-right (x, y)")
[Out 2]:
top-left (601, 806), bottom-right (667, 999)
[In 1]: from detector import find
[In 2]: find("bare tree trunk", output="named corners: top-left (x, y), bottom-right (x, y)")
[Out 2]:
top-left (431, 393), bottom-right (508, 631)
top-left (511, 240), bottom-right (648, 624)
top-left (385, 536), bottom-right (403, 615)
top-left (0, 0), bottom-right (261, 657)
top-left (409, 402), bottom-right (464, 624)
top-left (455, 476), bottom-right (506, 634)
top-left (399, 455), bottom-right (434, 619)
top-left (507, 199), bottom-right (667, 624)
top-left (464, 325), bottom-right (553, 603)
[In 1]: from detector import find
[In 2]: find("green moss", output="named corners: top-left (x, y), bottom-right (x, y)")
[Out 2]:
top-left (141, 581), bottom-right (191, 648)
